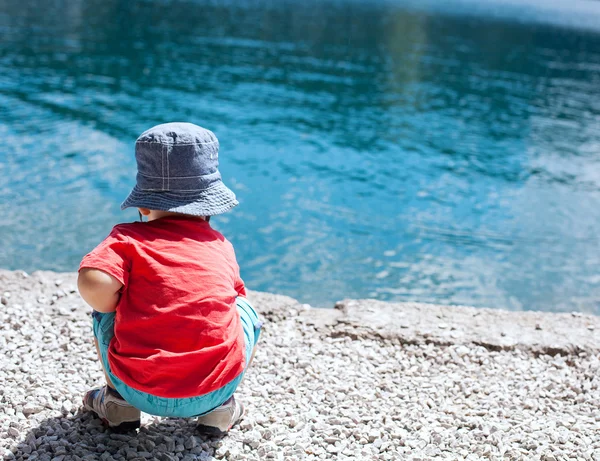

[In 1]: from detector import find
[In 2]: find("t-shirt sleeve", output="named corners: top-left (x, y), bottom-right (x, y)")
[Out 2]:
top-left (79, 226), bottom-right (131, 286)
top-left (226, 238), bottom-right (247, 297)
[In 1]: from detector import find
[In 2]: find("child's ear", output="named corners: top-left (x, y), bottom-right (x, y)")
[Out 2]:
top-left (138, 208), bottom-right (151, 216)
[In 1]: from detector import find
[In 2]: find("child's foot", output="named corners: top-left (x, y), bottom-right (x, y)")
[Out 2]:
top-left (83, 386), bottom-right (141, 432)
top-left (196, 396), bottom-right (245, 436)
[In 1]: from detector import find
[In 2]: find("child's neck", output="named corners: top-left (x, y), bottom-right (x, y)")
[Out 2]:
top-left (146, 210), bottom-right (206, 222)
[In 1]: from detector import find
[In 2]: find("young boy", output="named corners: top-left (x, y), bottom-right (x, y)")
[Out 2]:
top-left (78, 122), bottom-right (261, 434)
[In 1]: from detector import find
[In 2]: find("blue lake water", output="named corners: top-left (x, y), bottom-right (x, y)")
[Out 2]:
top-left (1, 0), bottom-right (600, 312)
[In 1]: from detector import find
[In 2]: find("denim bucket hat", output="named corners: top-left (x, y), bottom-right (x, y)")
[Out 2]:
top-left (121, 122), bottom-right (238, 216)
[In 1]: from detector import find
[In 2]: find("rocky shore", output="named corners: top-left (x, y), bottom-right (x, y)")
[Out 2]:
top-left (1, 269), bottom-right (599, 460)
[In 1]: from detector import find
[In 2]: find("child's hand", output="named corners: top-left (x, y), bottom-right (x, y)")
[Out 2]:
top-left (78, 268), bottom-right (123, 313)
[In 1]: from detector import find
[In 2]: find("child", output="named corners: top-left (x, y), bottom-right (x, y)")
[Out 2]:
top-left (78, 122), bottom-right (261, 434)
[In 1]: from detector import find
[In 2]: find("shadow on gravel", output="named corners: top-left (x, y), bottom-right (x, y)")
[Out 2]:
top-left (7, 410), bottom-right (225, 460)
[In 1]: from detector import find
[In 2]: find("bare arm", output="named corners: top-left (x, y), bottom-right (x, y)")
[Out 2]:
top-left (77, 268), bottom-right (123, 313)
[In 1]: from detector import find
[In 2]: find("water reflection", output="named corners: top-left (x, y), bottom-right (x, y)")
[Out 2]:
top-left (1, 0), bottom-right (600, 312)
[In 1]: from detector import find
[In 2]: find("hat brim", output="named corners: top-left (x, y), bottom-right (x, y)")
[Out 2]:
top-left (121, 182), bottom-right (239, 216)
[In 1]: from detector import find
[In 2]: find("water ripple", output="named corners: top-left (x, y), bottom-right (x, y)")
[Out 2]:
top-left (1, 0), bottom-right (600, 312)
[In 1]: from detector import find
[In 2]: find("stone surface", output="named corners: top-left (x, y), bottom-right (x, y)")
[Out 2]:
top-left (1, 269), bottom-right (600, 461)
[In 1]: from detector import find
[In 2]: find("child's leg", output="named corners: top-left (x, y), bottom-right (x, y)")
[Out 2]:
top-left (196, 297), bottom-right (261, 434)
top-left (236, 296), bottom-right (262, 368)
top-left (84, 311), bottom-right (141, 430)
top-left (93, 336), bottom-right (115, 389)
top-left (91, 311), bottom-right (119, 390)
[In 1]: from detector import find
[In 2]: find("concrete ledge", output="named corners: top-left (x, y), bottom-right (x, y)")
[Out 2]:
top-left (330, 299), bottom-right (600, 356)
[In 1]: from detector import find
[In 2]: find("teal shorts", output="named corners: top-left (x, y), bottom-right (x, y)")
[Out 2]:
top-left (92, 297), bottom-right (261, 418)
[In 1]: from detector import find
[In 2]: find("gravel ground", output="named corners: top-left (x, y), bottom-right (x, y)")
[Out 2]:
top-left (1, 270), bottom-right (600, 461)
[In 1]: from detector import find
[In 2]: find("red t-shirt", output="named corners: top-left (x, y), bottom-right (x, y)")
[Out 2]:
top-left (79, 215), bottom-right (247, 398)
